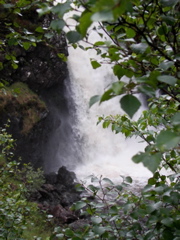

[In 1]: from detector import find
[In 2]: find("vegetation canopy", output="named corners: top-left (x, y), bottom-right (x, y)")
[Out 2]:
top-left (0, 0), bottom-right (179, 239)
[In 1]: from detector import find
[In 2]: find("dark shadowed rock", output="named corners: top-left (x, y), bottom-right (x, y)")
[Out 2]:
top-left (57, 166), bottom-right (76, 187)
top-left (0, 11), bottom-right (70, 169)
top-left (50, 204), bottom-right (78, 223)
top-left (30, 167), bottom-right (81, 224)
top-left (45, 172), bottom-right (58, 185)
top-left (69, 219), bottom-right (90, 231)
top-left (31, 166), bottom-right (80, 207)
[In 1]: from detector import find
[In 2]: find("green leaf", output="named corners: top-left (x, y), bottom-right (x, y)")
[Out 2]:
top-left (120, 95), bottom-right (141, 118)
top-left (50, 19), bottom-right (65, 32)
top-left (102, 177), bottom-right (114, 185)
top-left (161, 15), bottom-right (176, 25)
top-left (92, 226), bottom-right (106, 235)
top-left (37, 6), bottom-right (52, 16)
top-left (158, 24), bottom-right (168, 35)
top-left (161, 217), bottom-right (174, 227)
top-left (79, 12), bottom-right (93, 37)
top-left (148, 177), bottom-right (157, 185)
top-left (11, 63), bottom-right (18, 69)
top-left (159, 61), bottom-right (174, 70)
top-left (64, 228), bottom-right (74, 237)
top-left (109, 205), bottom-right (119, 214)
top-left (3, 3), bottom-right (14, 8)
top-left (138, 85), bottom-right (155, 97)
top-left (91, 216), bottom-right (102, 224)
top-left (113, 0), bottom-right (132, 18)
top-left (156, 130), bottom-right (180, 150)
top-left (72, 237), bottom-right (82, 240)
top-left (146, 202), bottom-right (162, 213)
top-left (35, 26), bottom-right (44, 33)
top-left (0, 62), bottom-right (3, 71)
top-left (126, 28), bottom-right (136, 38)
top-left (133, 152), bottom-right (162, 173)
top-left (124, 176), bottom-right (133, 183)
top-left (0, 82), bottom-right (4, 88)
top-left (66, 31), bottom-right (82, 43)
top-left (57, 53), bottom-right (67, 62)
top-left (22, 42), bottom-right (32, 50)
top-left (149, 71), bottom-right (160, 87)
top-left (113, 65), bottom-right (127, 79)
top-left (157, 75), bottom-right (177, 85)
top-left (100, 89), bottom-right (114, 103)
top-left (145, 153), bottom-right (162, 173)
top-left (44, 32), bottom-right (54, 39)
top-left (88, 184), bottom-right (99, 192)
top-left (55, 233), bottom-right (64, 238)
top-left (111, 81), bottom-right (125, 95)
top-left (89, 95), bottom-right (101, 108)
top-left (171, 112), bottom-right (180, 125)
top-left (73, 201), bottom-right (86, 210)
top-left (162, 228), bottom-right (174, 240)
top-left (91, 60), bottom-right (101, 69)
top-left (8, 38), bottom-right (18, 46)
top-left (94, 41), bottom-right (105, 46)
top-left (130, 43), bottom-right (148, 54)
top-left (51, 1), bottom-right (71, 17)
top-left (91, 10), bottom-right (114, 22)
top-left (160, 0), bottom-right (179, 7)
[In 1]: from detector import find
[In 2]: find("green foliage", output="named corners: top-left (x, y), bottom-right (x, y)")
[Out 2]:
top-left (0, 122), bottom-right (15, 164)
top-left (0, 126), bottom-right (48, 240)
top-left (46, 0), bottom-right (180, 118)
top-left (120, 95), bottom-right (141, 118)
top-left (98, 94), bottom-right (180, 173)
top-left (0, 0), bottom-right (59, 83)
top-left (0, 0), bottom-right (179, 239)
top-left (41, 0), bottom-right (179, 239)
top-left (52, 175), bottom-right (180, 240)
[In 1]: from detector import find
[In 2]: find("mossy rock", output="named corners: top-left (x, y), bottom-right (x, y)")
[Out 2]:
top-left (0, 82), bottom-right (48, 135)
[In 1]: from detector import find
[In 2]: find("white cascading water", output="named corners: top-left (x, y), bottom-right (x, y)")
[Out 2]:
top-left (45, 5), bottom-right (152, 185)
top-left (66, 28), bottom-right (152, 185)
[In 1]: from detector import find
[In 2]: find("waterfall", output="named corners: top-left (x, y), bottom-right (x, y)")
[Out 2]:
top-left (42, 78), bottom-right (82, 173)
top-left (47, 5), bottom-right (152, 184)
top-left (67, 39), bottom-right (152, 184)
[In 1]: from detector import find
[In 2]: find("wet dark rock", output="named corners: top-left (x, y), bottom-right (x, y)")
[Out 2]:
top-left (30, 166), bottom-right (80, 207)
top-left (0, 11), bottom-right (70, 169)
top-left (1, 12), bottom-right (68, 91)
top-left (69, 219), bottom-right (90, 231)
top-left (50, 204), bottom-right (78, 223)
top-left (45, 173), bottom-right (58, 185)
top-left (15, 33), bottom-right (68, 91)
top-left (30, 166), bottom-right (81, 224)
top-left (57, 166), bottom-right (76, 187)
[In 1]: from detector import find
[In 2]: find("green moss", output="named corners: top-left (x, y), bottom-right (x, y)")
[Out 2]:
top-left (0, 82), bottom-right (47, 135)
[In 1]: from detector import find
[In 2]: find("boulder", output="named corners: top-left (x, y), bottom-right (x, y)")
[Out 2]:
top-left (30, 166), bottom-right (81, 224)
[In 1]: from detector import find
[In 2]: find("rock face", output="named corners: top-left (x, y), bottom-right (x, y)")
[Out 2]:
top-left (0, 7), bottom-right (84, 229)
top-left (1, 8), bottom-right (82, 186)
top-left (0, 8), bottom-right (77, 169)
top-left (30, 166), bottom-right (80, 224)
top-left (11, 33), bottom-right (68, 91)
top-left (0, 31), bottom-right (69, 168)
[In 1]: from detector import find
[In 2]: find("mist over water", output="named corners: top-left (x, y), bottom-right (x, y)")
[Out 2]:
top-left (67, 42), bottom-right (152, 184)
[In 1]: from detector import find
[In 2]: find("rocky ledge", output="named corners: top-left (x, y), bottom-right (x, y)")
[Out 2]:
top-left (29, 166), bottom-right (81, 224)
